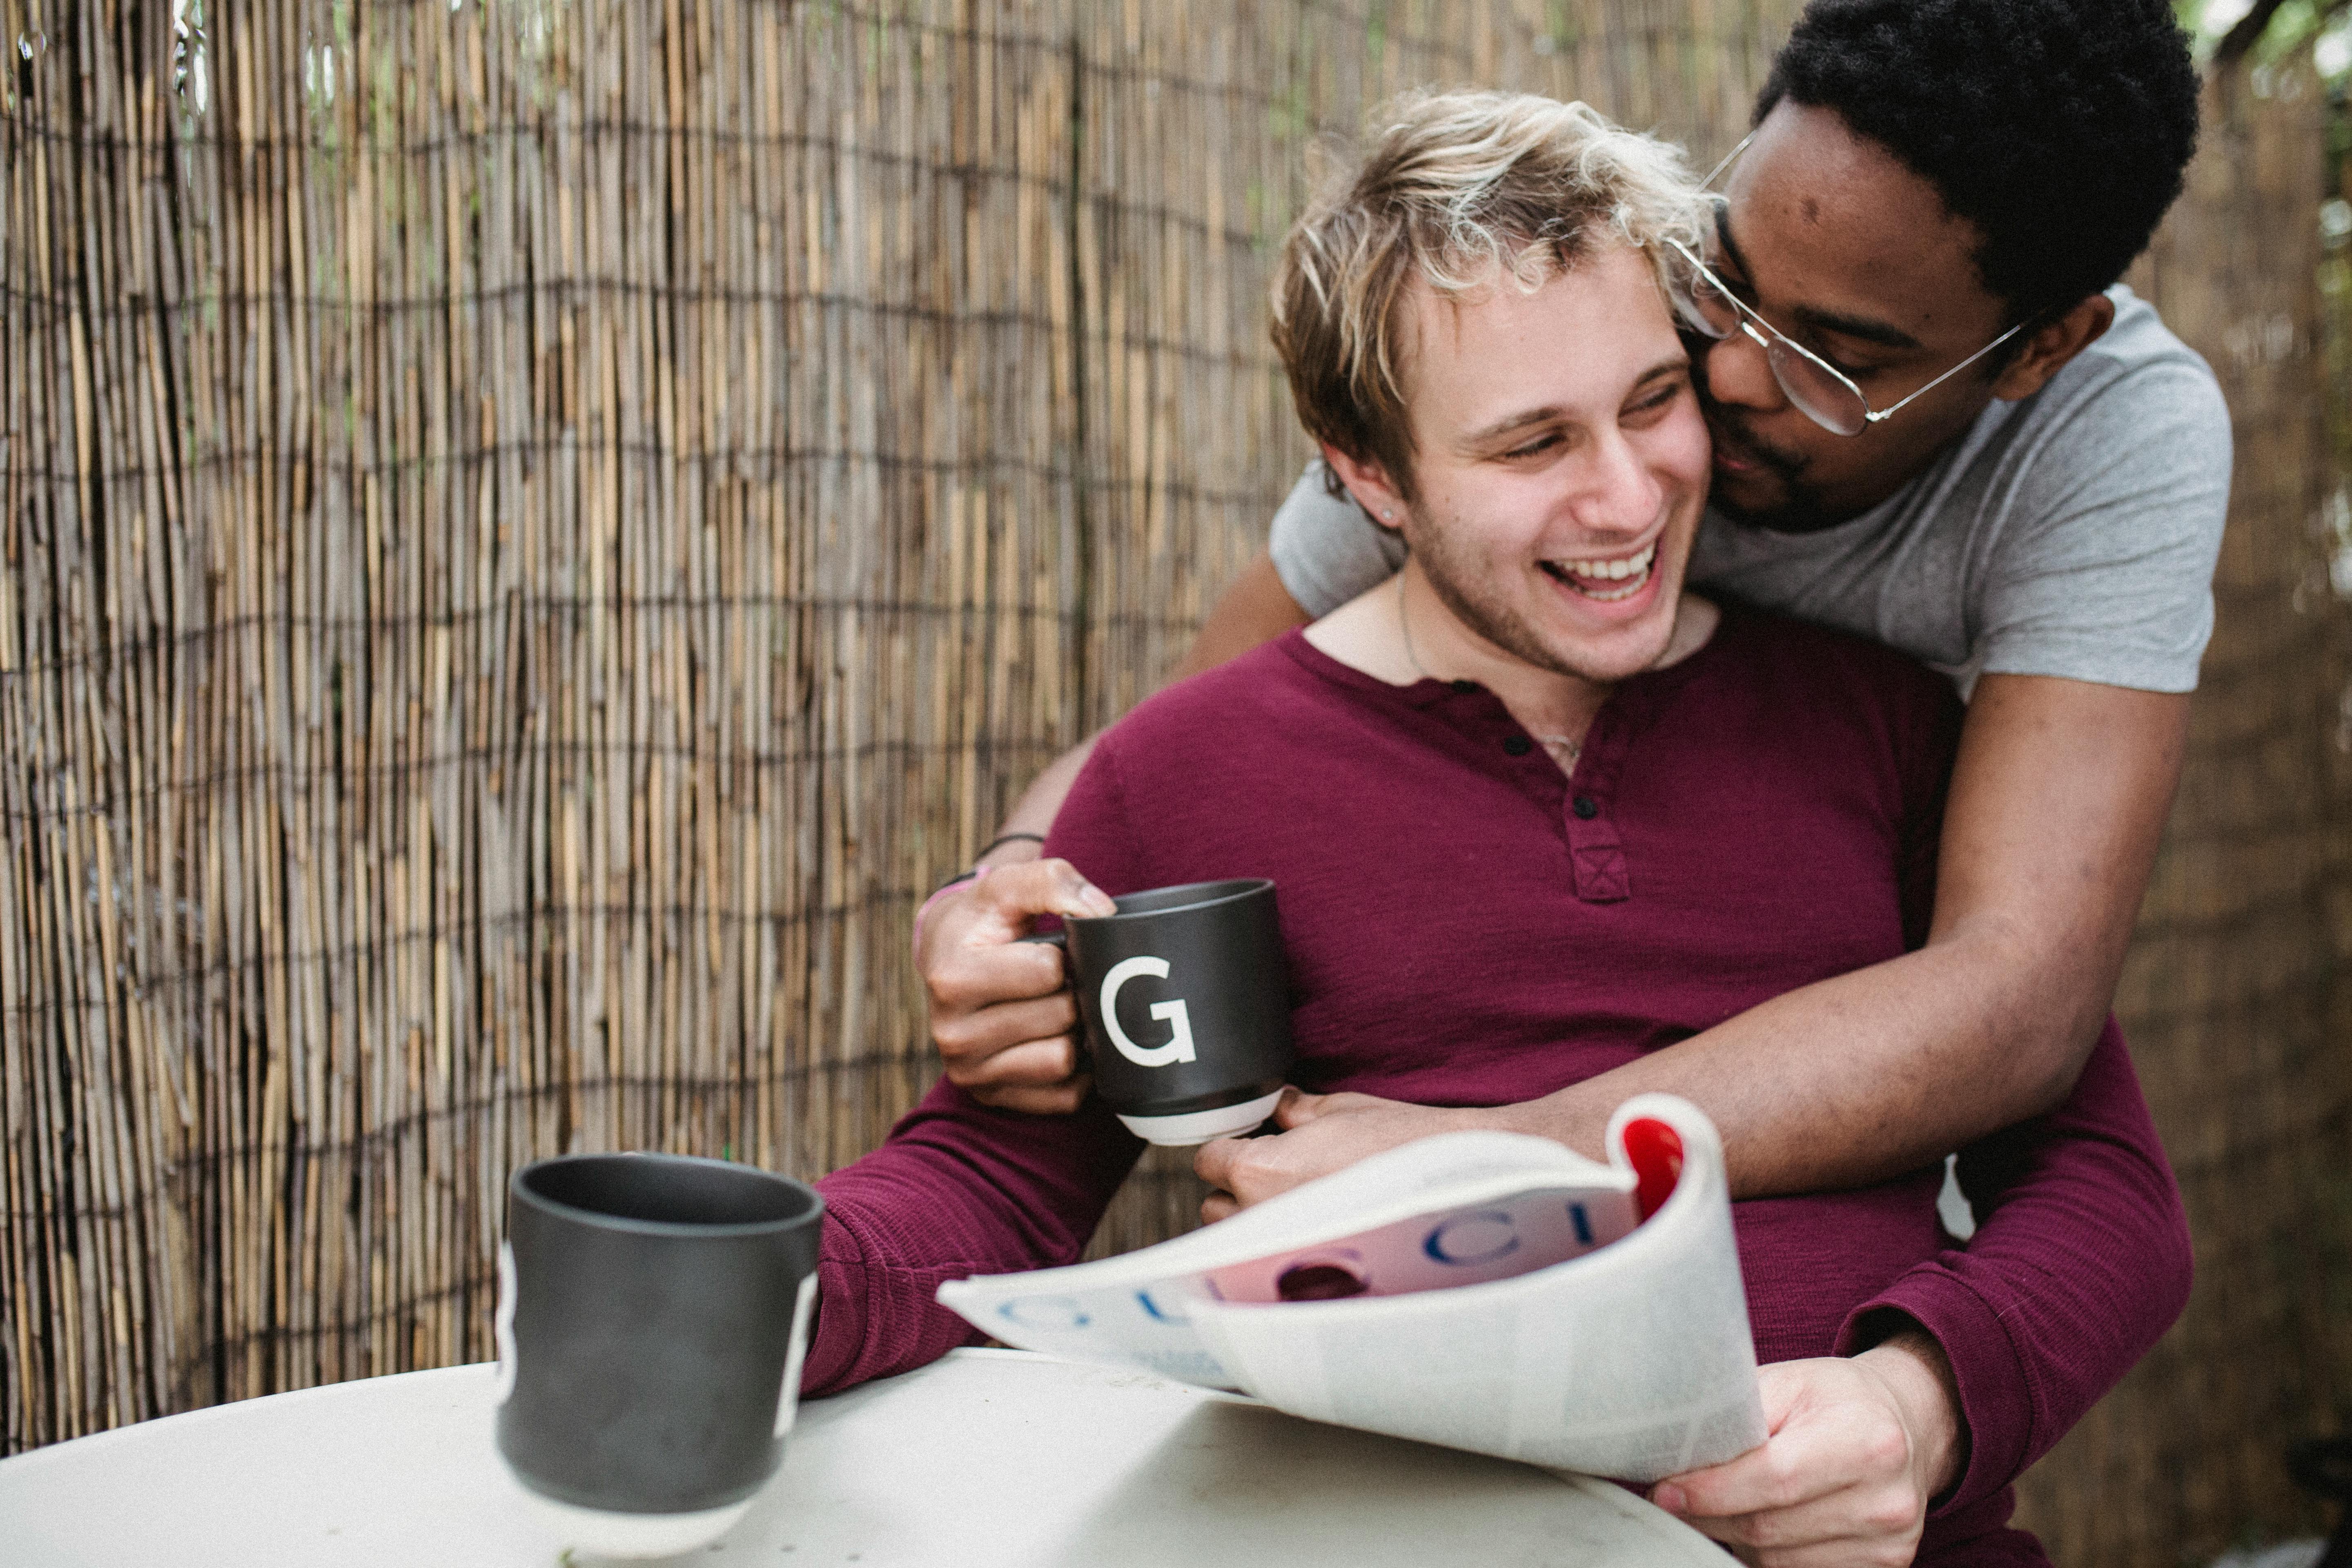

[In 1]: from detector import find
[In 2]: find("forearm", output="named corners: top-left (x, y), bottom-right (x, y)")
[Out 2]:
top-left (804, 1079), bottom-right (1140, 1395)
top-left (992, 736), bottom-right (1099, 846)
top-left (1495, 925), bottom-right (2105, 1196)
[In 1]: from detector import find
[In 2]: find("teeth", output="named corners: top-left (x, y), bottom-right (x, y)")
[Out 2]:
top-left (1577, 575), bottom-right (1646, 602)
top-left (1551, 543), bottom-right (1657, 600)
top-left (1561, 543), bottom-right (1655, 581)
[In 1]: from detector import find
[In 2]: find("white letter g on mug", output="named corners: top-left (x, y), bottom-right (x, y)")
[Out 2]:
top-left (1098, 956), bottom-right (1198, 1068)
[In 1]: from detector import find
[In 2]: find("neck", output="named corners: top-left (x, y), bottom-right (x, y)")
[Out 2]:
top-left (1302, 564), bottom-right (1720, 754)
top-left (1392, 566), bottom-right (1613, 742)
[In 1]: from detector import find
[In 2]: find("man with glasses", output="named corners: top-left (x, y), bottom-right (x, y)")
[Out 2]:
top-left (918, 0), bottom-right (2222, 1223)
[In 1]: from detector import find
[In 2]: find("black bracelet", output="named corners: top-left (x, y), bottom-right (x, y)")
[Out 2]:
top-left (977, 831), bottom-right (1047, 860)
top-left (928, 867), bottom-right (982, 898)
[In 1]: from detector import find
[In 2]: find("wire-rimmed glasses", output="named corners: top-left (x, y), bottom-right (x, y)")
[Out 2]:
top-left (1665, 135), bottom-right (2030, 437)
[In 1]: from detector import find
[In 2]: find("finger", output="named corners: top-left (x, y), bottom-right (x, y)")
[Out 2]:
top-left (1193, 1135), bottom-right (1246, 1193)
top-left (1658, 1437), bottom-right (1846, 1521)
top-left (932, 993), bottom-right (1082, 1066)
top-left (966, 1075), bottom-right (1092, 1117)
top-left (927, 939), bottom-right (1073, 1012)
top-left (1200, 1189), bottom-right (1239, 1224)
top-left (1738, 1531), bottom-right (1915, 1568)
top-left (947, 1036), bottom-right (1081, 1092)
top-left (971, 858), bottom-right (1117, 929)
top-left (1271, 1087), bottom-right (1321, 1129)
top-left (1676, 1482), bottom-right (1883, 1550)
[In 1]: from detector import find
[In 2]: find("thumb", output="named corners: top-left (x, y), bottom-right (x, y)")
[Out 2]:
top-left (975, 858), bottom-right (1117, 929)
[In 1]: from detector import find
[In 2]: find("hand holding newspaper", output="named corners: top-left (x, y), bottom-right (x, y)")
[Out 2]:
top-left (938, 1094), bottom-right (1766, 1481)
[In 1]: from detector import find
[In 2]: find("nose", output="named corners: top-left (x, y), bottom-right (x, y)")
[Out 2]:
top-left (1569, 423), bottom-right (1665, 538)
top-left (1702, 323), bottom-right (1787, 414)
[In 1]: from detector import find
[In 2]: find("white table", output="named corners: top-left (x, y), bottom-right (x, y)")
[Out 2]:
top-left (0, 1348), bottom-right (1726, 1565)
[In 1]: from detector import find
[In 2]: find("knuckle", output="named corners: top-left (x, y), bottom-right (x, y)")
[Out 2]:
top-left (1861, 1491), bottom-right (1919, 1533)
top-left (964, 1042), bottom-right (1050, 1089)
top-left (924, 964), bottom-right (987, 1011)
top-left (1757, 1455), bottom-right (1806, 1509)
top-left (1860, 1425), bottom-right (1910, 1472)
top-left (929, 1014), bottom-right (985, 1058)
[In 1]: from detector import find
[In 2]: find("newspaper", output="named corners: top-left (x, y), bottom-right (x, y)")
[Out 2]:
top-left (937, 1094), bottom-right (1766, 1482)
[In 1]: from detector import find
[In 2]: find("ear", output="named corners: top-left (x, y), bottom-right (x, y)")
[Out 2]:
top-left (1320, 443), bottom-right (1410, 534)
top-left (1988, 293), bottom-right (2115, 403)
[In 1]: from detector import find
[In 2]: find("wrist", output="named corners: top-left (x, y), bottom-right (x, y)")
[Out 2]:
top-left (1857, 1325), bottom-right (1967, 1503)
top-left (1483, 1085), bottom-right (1611, 1161)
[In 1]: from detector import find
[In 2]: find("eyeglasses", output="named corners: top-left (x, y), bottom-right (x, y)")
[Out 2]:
top-left (1664, 134), bottom-right (2029, 437)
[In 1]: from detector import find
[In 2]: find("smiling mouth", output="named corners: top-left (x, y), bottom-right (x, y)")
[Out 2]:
top-left (1540, 542), bottom-right (1657, 603)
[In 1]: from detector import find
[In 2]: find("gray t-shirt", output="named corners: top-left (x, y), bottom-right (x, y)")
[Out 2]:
top-left (1267, 286), bottom-right (2232, 694)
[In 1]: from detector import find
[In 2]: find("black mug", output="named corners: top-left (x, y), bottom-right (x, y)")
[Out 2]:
top-left (1046, 878), bottom-right (1294, 1145)
top-left (494, 1153), bottom-right (824, 1558)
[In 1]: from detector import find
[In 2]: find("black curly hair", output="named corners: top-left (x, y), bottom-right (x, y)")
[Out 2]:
top-left (1757, 0), bottom-right (2201, 322)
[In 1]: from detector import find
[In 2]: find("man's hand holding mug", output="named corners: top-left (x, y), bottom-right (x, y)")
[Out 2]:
top-left (921, 860), bottom-right (1297, 1147)
top-left (919, 858), bottom-right (1116, 1115)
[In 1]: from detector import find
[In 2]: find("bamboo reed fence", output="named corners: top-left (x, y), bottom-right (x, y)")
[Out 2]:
top-left (2, 3), bottom-right (2345, 1564)
top-left (2011, 62), bottom-right (2352, 1561)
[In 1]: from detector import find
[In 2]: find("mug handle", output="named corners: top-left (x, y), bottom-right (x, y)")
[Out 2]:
top-left (1016, 930), bottom-right (1086, 1065)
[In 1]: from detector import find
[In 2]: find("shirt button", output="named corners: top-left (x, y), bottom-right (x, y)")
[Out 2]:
top-left (1572, 795), bottom-right (1599, 819)
top-left (1502, 735), bottom-right (1534, 757)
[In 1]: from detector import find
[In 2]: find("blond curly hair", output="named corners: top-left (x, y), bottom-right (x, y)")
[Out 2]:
top-left (1271, 91), bottom-right (1708, 500)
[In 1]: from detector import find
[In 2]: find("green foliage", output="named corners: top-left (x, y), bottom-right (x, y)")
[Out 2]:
top-left (2179, 0), bottom-right (2352, 81)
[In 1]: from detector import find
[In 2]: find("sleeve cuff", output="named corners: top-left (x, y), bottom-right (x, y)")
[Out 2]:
top-left (1835, 1261), bottom-right (2036, 1518)
top-left (1977, 638), bottom-right (2205, 694)
top-left (799, 1214), bottom-right (875, 1397)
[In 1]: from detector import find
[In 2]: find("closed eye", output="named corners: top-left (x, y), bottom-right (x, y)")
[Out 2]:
top-left (1624, 380), bottom-right (1688, 421)
top-left (1714, 267), bottom-right (1875, 380)
top-left (1809, 345), bottom-right (1875, 381)
top-left (1502, 430), bottom-right (1564, 460)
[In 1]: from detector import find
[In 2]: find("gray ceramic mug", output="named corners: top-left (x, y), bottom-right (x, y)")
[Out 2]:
top-left (494, 1153), bottom-right (824, 1558)
top-left (1040, 877), bottom-right (1295, 1145)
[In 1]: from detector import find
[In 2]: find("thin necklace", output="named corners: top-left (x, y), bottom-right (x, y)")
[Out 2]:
top-left (1394, 576), bottom-right (1582, 768)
